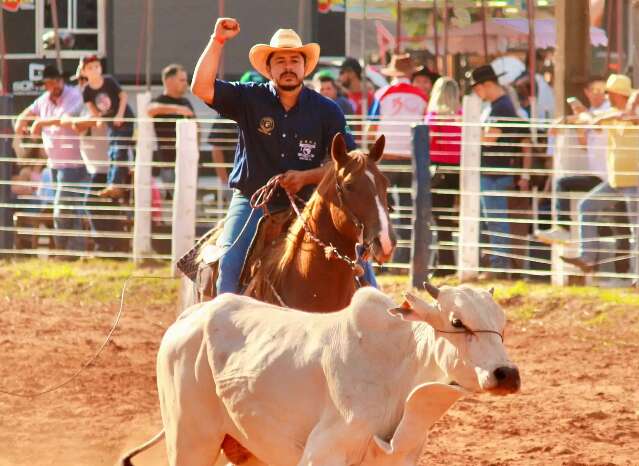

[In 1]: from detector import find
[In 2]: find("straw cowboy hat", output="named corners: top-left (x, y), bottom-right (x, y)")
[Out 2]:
top-left (249, 29), bottom-right (320, 79)
top-left (606, 74), bottom-right (633, 97)
top-left (380, 53), bottom-right (423, 77)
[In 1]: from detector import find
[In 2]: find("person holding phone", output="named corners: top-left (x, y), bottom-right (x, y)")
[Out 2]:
top-left (536, 77), bottom-right (611, 245)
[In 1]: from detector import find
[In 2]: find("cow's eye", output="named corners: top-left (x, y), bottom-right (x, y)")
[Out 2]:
top-left (451, 318), bottom-right (464, 328)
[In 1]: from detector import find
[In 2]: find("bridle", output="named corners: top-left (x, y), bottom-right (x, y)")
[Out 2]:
top-left (250, 175), bottom-right (369, 283)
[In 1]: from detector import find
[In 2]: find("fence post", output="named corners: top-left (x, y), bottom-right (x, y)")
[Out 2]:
top-left (458, 94), bottom-right (482, 282)
top-left (0, 96), bottom-right (15, 251)
top-left (410, 124), bottom-right (431, 288)
top-left (172, 119), bottom-right (199, 276)
top-left (133, 92), bottom-right (153, 261)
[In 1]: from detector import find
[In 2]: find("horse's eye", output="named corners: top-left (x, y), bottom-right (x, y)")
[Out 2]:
top-left (343, 183), bottom-right (355, 192)
top-left (451, 318), bottom-right (464, 328)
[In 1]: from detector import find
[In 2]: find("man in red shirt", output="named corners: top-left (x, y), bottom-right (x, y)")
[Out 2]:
top-left (338, 57), bottom-right (374, 116)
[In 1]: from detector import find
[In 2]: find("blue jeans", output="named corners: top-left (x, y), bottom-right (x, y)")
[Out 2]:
top-left (216, 191), bottom-right (377, 294)
top-left (578, 182), bottom-right (634, 263)
top-left (480, 175), bottom-right (514, 269)
top-left (107, 124), bottom-right (134, 186)
top-left (52, 166), bottom-right (89, 251)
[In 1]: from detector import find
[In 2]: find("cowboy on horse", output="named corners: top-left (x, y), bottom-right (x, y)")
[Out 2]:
top-left (190, 18), bottom-right (379, 295)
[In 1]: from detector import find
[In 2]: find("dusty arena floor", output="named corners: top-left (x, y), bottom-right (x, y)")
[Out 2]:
top-left (0, 260), bottom-right (637, 466)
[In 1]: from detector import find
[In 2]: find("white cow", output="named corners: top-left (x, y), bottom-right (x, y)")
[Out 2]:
top-left (121, 283), bottom-right (519, 466)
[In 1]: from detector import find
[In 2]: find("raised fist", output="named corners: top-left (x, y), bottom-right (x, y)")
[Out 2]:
top-left (214, 18), bottom-right (240, 41)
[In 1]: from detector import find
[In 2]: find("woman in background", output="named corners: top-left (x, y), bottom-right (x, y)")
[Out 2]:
top-left (425, 77), bottom-right (462, 275)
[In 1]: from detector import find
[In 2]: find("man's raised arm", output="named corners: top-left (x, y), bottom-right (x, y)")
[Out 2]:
top-left (191, 18), bottom-right (240, 105)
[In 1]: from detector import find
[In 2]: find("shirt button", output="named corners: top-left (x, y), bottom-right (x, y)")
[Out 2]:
top-left (284, 114), bottom-right (288, 118)
top-left (281, 153), bottom-right (285, 158)
top-left (282, 133), bottom-right (286, 138)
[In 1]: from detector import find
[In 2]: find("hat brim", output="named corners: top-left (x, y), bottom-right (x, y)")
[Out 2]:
top-left (249, 43), bottom-right (320, 80)
top-left (469, 71), bottom-right (506, 87)
top-left (380, 64), bottom-right (424, 78)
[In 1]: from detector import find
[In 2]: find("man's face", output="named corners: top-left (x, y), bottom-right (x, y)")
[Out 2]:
top-left (472, 82), bottom-right (487, 101)
top-left (608, 91), bottom-right (628, 111)
top-left (584, 80), bottom-right (606, 109)
top-left (339, 69), bottom-right (354, 89)
top-left (166, 70), bottom-right (189, 96)
top-left (318, 80), bottom-right (338, 100)
top-left (43, 78), bottom-right (64, 98)
top-left (412, 75), bottom-right (433, 96)
top-left (83, 60), bottom-right (102, 81)
top-left (268, 51), bottom-right (305, 92)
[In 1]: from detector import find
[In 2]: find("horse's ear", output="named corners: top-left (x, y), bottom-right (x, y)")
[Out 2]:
top-left (368, 135), bottom-right (385, 163)
top-left (331, 133), bottom-right (350, 167)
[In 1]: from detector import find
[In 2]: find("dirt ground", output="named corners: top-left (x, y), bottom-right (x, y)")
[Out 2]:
top-left (0, 262), bottom-right (638, 466)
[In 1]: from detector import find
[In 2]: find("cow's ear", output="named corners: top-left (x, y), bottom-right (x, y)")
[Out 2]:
top-left (373, 383), bottom-right (467, 456)
top-left (388, 291), bottom-right (442, 328)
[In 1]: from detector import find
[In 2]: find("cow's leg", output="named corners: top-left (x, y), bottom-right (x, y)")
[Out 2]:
top-left (296, 426), bottom-right (351, 466)
top-left (158, 328), bottom-right (228, 465)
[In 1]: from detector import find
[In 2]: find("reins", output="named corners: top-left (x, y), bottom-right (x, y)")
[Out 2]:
top-left (251, 175), bottom-right (367, 282)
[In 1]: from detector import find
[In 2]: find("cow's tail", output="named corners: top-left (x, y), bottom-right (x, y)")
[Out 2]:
top-left (119, 429), bottom-right (165, 466)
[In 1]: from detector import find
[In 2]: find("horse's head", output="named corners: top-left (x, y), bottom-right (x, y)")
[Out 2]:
top-left (330, 133), bottom-right (396, 264)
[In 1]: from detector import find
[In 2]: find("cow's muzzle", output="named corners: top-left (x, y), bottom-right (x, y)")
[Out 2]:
top-left (492, 366), bottom-right (521, 394)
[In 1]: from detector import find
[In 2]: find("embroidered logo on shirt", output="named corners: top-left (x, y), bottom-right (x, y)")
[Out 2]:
top-left (258, 116), bottom-right (275, 135)
top-left (298, 140), bottom-right (317, 161)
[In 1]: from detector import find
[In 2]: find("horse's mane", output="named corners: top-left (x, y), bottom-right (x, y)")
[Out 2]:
top-left (252, 150), bottom-right (369, 300)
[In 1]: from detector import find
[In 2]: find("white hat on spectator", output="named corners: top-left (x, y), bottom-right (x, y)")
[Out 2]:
top-left (605, 74), bottom-right (633, 97)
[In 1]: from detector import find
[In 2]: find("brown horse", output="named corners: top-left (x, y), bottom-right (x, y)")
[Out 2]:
top-left (242, 132), bottom-right (396, 312)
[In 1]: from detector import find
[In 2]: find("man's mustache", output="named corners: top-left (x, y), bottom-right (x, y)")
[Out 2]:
top-left (281, 72), bottom-right (298, 79)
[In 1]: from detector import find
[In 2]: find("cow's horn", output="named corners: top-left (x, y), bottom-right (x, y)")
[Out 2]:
top-left (423, 280), bottom-right (440, 299)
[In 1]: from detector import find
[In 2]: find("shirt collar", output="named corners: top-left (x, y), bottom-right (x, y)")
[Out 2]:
top-left (268, 81), bottom-right (309, 112)
top-left (47, 85), bottom-right (67, 105)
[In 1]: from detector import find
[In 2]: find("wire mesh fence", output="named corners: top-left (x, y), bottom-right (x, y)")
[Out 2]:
top-left (1, 96), bottom-right (639, 286)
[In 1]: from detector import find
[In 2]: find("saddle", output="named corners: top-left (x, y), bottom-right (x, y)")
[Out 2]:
top-left (176, 208), bottom-right (294, 303)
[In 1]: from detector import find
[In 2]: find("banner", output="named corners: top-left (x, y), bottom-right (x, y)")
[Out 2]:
top-left (2, 0), bottom-right (34, 12)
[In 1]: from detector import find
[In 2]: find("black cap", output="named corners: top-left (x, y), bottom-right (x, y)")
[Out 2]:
top-left (340, 57), bottom-right (362, 77)
top-left (467, 64), bottom-right (503, 87)
top-left (412, 67), bottom-right (441, 83)
top-left (33, 64), bottom-right (64, 85)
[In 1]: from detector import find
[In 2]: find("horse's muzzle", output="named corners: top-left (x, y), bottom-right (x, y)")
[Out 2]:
top-left (371, 234), bottom-right (396, 264)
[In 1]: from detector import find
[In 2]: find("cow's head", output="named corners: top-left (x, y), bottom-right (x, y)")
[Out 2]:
top-left (389, 283), bottom-right (520, 395)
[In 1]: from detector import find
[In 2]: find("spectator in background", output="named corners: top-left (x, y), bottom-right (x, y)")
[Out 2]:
top-left (82, 54), bottom-right (135, 200)
top-left (470, 64), bottom-right (532, 278)
top-left (425, 77), bottom-right (462, 274)
top-left (66, 63), bottom-right (128, 254)
top-left (560, 74), bottom-right (636, 274)
top-left (147, 63), bottom-right (195, 197)
top-left (313, 70), bottom-right (354, 115)
top-left (14, 64), bottom-right (89, 254)
top-left (536, 76), bottom-right (610, 244)
top-left (369, 53), bottom-right (428, 264)
top-left (411, 67), bottom-right (439, 101)
top-left (339, 57), bottom-right (374, 115)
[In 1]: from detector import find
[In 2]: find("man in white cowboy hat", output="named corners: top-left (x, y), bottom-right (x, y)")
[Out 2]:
top-left (560, 73), bottom-right (638, 275)
top-left (367, 53), bottom-right (428, 263)
top-left (191, 18), bottom-right (362, 294)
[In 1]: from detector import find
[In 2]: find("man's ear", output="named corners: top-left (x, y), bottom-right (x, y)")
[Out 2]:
top-left (388, 291), bottom-right (441, 328)
top-left (331, 133), bottom-right (350, 168)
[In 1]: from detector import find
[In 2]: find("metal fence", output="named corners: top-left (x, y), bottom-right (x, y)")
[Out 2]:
top-left (2, 92), bottom-right (639, 287)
